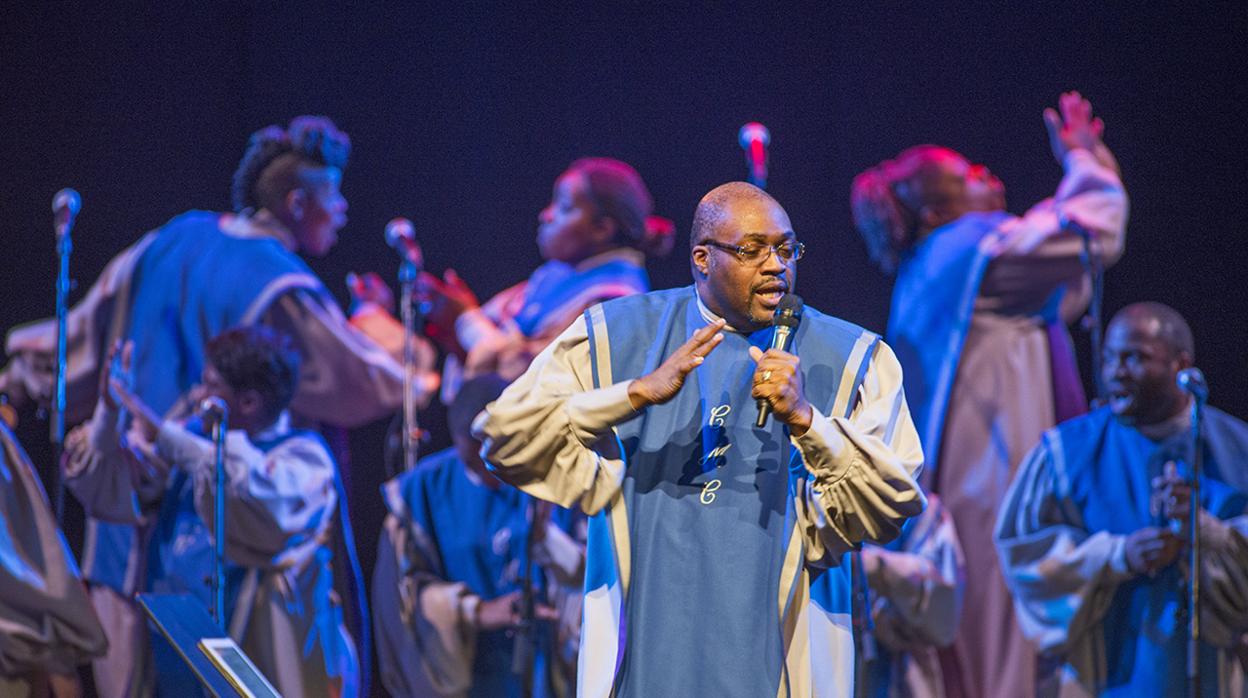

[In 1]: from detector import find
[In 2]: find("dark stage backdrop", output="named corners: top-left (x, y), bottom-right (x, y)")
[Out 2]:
top-left (3, 3), bottom-right (1245, 693)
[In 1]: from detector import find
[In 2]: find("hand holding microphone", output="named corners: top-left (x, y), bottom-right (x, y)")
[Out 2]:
top-left (751, 294), bottom-right (810, 432)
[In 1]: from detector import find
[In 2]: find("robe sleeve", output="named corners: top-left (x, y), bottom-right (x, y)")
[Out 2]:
top-left (980, 148), bottom-right (1129, 313)
top-left (373, 506), bottom-right (480, 697)
top-left (994, 431), bottom-right (1136, 654)
top-left (789, 339), bottom-right (926, 565)
top-left (478, 316), bottom-right (636, 515)
top-left (0, 424), bottom-right (108, 675)
top-left (62, 401), bottom-right (168, 525)
top-left (261, 290), bottom-right (415, 429)
top-left (155, 423), bottom-right (337, 569)
top-left (865, 494), bottom-right (965, 649)
top-left (3, 235), bottom-right (155, 423)
top-left (1194, 510), bottom-right (1248, 648)
top-left (455, 281), bottom-right (529, 355)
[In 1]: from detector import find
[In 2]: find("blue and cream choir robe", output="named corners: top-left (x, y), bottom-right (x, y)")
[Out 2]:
top-left (444, 247), bottom-right (649, 400)
top-left (373, 447), bottom-right (586, 697)
top-left (0, 423), bottom-right (107, 693)
top-left (995, 405), bottom-right (1248, 697)
top-left (860, 493), bottom-right (964, 698)
top-left (480, 286), bottom-right (926, 697)
top-left (65, 402), bottom-right (359, 697)
top-left (886, 148), bottom-right (1128, 698)
top-left (4, 210), bottom-right (405, 695)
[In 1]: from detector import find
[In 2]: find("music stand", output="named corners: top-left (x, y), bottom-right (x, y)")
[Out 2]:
top-left (138, 592), bottom-right (281, 697)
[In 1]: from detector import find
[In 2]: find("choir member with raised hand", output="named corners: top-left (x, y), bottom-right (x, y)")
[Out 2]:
top-left (1, 116), bottom-right (420, 696)
top-left (65, 326), bottom-right (360, 696)
top-left (851, 91), bottom-right (1128, 698)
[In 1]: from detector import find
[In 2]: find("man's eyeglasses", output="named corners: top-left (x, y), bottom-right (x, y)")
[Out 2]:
top-left (698, 239), bottom-right (806, 265)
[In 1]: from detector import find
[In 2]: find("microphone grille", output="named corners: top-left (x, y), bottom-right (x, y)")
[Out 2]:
top-left (1176, 367), bottom-right (1208, 399)
top-left (738, 122), bottom-right (771, 148)
top-left (199, 396), bottom-right (228, 422)
top-left (384, 217), bottom-right (414, 249)
top-left (773, 293), bottom-right (803, 328)
top-left (52, 188), bottom-right (81, 216)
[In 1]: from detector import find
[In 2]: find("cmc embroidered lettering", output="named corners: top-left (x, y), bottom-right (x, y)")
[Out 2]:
top-left (702, 443), bottom-right (732, 465)
top-left (700, 479), bottom-right (722, 505)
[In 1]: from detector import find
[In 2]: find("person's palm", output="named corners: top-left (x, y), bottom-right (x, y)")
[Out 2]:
top-left (1043, 91), bottom-right (1118, 174)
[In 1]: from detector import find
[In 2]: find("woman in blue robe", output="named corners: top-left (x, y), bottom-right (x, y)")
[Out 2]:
top-left (421, 157), bottom-right (674, 400)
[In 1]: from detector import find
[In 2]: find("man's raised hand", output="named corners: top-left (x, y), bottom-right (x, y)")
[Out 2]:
top-left (627, 319), bottom-right (725, 409)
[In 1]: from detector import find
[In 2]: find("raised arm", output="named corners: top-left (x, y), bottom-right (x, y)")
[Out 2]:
top-left (155, 423), bottom-right (338, 569)
top-left (62, 340), bottom-right (170, 523)
top-left (263, 287), bottom-right (425, 428)
top-left (480, 315), bottom-right (725, 515)
top-left (982, 92), bottom-right (1129, 309)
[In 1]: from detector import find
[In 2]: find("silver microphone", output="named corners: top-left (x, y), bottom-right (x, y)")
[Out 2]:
top-left (199, 396), bottom-right (229, 425)
top-left (1176, 367), bottom-right (1208, 403)
top-left (52, 188), bottom-right (81, 239)
top-left (385, 217), bottom-right (422, 267)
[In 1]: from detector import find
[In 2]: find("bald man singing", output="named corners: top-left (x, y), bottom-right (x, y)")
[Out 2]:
top-left (480, 182), bottom-right (925, 697)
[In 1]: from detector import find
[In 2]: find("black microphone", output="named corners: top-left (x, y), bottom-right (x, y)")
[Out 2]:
top-left (756, 293), bottom-right (803, 428)
top-left (52, 188), bottom-right (81, 239)
top-left (385, 217), bottom-right (422, 267)
top-left (738, 122), bottom-right (770, 189)
top-left (1177, 367), bottom-right (1208, 403)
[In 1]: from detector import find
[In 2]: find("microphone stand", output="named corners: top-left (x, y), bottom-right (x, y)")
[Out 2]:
top-left (398, 254), bottom-right (424, 472)
top-left (1072, 219), bottom-right (1105, 403)
top-left (207, 403), bottom-right (229, 632)
top-left (1185, 392), bottom-right (1205, 698)
top-left (51, 220), bottom-right (73, 524)
top-left (512, 498), bottom-right (539, 698)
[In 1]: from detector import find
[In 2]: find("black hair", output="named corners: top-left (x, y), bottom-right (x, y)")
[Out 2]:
top-left (568, 157), bottom-right (674, 258)
top-left (447, 373), bottom-right (510, 441)
top-left (205, 325), bottom-right (302, 421)
top-left (230, 116), bottom-right (351, 213)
